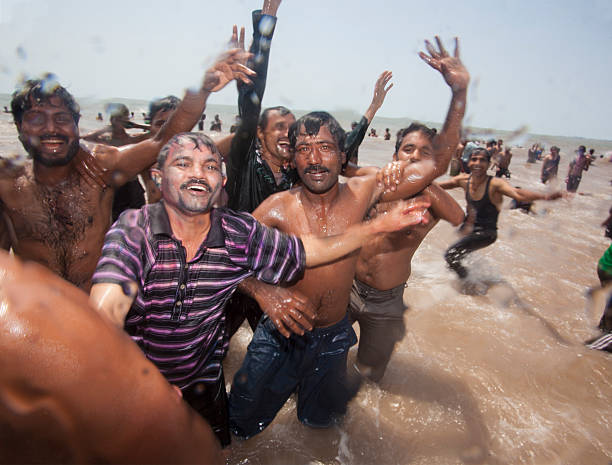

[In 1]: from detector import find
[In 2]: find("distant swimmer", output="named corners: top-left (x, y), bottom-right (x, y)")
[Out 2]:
top-left (566, 145), bottom-right (590, 192)
top-left (0, 251), bottom-right (223, 464)
top-left (493, 146), bottom-right (512, 178)
top-left (210, 113), bottom-right (222, 132)
top-left (541, 145), bottom-right (561, 184)
top-left (351, 123), bottom-right (465, 382)
top-left (384, 127), bottom-right (391, 140)
top-left (439, 148), bottom-right (564, 294)
top-left (1, 45), bottom-right (253, 291)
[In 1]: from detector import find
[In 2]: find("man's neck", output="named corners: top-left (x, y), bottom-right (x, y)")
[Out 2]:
top-left (299, 183), bottom-right (341, 209)
top-left (164, 204), bottom-right (212, 245)
top-left (33, 159), bottom-right (76, 187)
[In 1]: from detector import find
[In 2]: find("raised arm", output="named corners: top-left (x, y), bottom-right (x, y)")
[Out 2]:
top-left (225, 2), bottom-right (280, 197)
top-left (99, 45), bottom-right (255, 186)
top-left (418, 36), bottom-right (469, 180)
top-left (344, 71), bottom-right (394, 165)
top-left (368, 37), bottom-right (469, 205)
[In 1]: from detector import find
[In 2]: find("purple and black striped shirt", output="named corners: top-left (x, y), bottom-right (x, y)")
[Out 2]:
top-left (92, 202), bottom-right (305, 389)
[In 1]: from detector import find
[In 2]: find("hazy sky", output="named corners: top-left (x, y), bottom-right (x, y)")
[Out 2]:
top-left (1, 0), bottom-right (611, 139)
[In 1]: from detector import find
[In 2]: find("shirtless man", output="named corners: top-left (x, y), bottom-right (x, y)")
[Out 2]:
top-left (81, 103), bottom-right (151, 146)
top-left (228, 36), bottom-right (469, 438)
top-left (89, 132), bottom-right (430, 447)
top-left (541, 145), bottom-right (561, 184)
top-left (82, 103), bottom-right (154, 221)
top-left (1, 45), bottom-right (253, 290)
top-left (0, 250), bottom-right (223, 464)
top-left (439, 148), bottom-right (564, 291)
top-left (350, 123), bottom-right (465, 383)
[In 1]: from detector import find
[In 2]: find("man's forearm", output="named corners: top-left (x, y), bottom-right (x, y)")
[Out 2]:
top-left (301, 222), bottom-right (376, 267)
top-left (433, 88), bottom-right (467, 176)
top-left (153, 89), bottom-right (211, 146)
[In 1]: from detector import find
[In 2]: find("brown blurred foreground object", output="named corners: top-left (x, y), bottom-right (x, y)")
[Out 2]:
top-left (0, 251), bottom-right (222, 464)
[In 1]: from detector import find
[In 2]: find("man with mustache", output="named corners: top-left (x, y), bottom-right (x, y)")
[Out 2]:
top-left (89, 132), bottom-right (430, 447)
top-left (0, 45), bottom-right (253, 291)
top-left (223, 0), bottom-right (392, 334)
top-left (228, 36), bottom-right (469, 438)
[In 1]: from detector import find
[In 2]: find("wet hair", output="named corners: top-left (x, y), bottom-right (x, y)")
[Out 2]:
top-left (259, 106), bottom-right (293, 131)
top-left (551, 146), bottom-right (560, 153)
top-left (486, 139), bottom-right (497, 148)
top-left (149, 95), bottom-right (181, 123)
top-left (578, 145), bottom-right (586, 152)
top-left (11, 74), bottom-right (80, 126)
top-left (289, 111), bottom-right (346, 153)
top-left (469, 147), bottom-right (491, 162)
top-left (394, 122), bottom-right (436, 154)
top-left (157, 132), bottom-right (221, 169)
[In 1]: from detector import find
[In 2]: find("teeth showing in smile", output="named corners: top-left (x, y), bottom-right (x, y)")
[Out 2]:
top-left (187, 185), bottom-right (208, 192)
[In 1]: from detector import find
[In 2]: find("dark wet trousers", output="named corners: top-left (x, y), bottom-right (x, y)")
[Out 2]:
top-left (229, 314), bottom-right (359, 439)
top-left (181, 372), bottom-right (231, 448)
top-left (445, 229), bottom-right (498, 279)
top-left (225, 291), bottom-right (264, 338)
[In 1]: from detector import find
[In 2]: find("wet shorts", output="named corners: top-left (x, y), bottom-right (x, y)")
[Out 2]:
top-left (229, 314), bottom-right (358, 439)
top-left (348, 279), bottom-right (407, 381)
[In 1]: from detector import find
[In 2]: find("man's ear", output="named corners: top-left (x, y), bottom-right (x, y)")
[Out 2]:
top-left (393, 152), bottom-right (399, 161)
top-left (150, 169), bottom-right (162, 189)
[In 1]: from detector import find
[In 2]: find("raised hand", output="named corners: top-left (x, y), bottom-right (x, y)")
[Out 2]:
top-left (371, 70), bottom-right (394, 111)
top-left (419, 36), bottom-right (469, 93)
top-left (202, 47), bottom-right (255, 93)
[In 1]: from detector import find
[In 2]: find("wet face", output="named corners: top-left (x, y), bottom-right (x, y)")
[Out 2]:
top-left (150, 109), bottom-right (175, 135)
top-left (394, 130), bottom-right (433, 164)
top-left (293, 125), bottom-right (345, 194)
top-left (468, 150), bottom-right (491, 176)
top-left (257, 110), bottom-right (296, 163)
top-left (154, 141), bottom-right (225, 215)
top-left (18, 96), bottom-right (79, 167)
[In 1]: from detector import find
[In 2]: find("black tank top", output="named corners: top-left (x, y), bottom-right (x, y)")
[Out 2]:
top-left (466, 175), bottom-right (499, 231)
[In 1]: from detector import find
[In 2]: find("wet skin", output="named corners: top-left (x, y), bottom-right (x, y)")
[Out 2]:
top-left (0, 250), bottom-right (223, 464)
top-left (356, 130), bottom-right (464, 290)
top-left (253, 125), bottom-right (438, 327)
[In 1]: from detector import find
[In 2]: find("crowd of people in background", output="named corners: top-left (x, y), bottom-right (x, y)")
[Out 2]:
top-left (0, 0), bottom-right (610, 462)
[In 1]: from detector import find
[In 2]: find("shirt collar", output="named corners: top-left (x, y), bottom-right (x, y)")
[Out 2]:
top-left (149, 202), bottom-right (225, 248)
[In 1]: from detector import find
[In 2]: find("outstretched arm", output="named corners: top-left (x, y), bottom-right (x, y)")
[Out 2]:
top-left (419, 36), bottom-right (469, 180)
top-left (495, 179), bottom-right (565, 203)
top-left (300, 197), bottom-right (430, 267)
top-left (344, 71), bottom-right (394, 166)
top-left (100, 45), bottom-right (255, 186)
top-left (81, 126), bottom-right (111, 143)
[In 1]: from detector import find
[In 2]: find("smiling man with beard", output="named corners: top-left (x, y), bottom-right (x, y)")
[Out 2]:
top-left (1, 47), bottom-right (252, 291)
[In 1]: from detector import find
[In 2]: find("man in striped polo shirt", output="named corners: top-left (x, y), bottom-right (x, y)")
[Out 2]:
top-left (89, 132), bottom-right (430, 447)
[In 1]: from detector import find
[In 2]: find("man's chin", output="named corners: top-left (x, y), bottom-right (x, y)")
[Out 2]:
top-left (30, 143), bottom-right (79, 167)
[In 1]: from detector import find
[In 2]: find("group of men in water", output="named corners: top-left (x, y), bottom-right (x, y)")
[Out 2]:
top-left (0, 0), bottom-right (605, 461)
